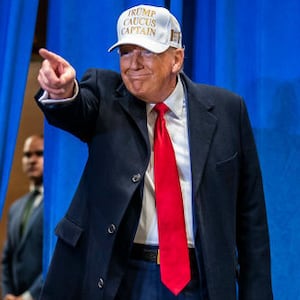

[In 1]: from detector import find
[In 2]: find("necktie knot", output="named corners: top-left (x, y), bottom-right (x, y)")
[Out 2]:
top-left (154, 103), bottom-right (169, 117)
top-left (32, 189), bottom-right (40, 197)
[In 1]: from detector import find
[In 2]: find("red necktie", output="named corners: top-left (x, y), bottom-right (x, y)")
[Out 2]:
top-left (153, 103), bottom-right (191, 295)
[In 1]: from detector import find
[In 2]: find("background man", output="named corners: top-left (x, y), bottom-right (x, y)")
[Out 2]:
top-left (1, 135), bottom-right (44, 300)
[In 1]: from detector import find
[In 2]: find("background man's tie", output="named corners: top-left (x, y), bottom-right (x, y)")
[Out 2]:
top-left (20, 189), bottom-right (39, 236)
top-left (153, 102), bottom-right (191, 295)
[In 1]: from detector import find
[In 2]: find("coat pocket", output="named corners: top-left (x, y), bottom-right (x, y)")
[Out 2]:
top-left (215, 152), bottom-right (239, 192)
top-left (55, 216), bottom-right (84, 248)
top-left (216, 152), bottom-right (238, 171)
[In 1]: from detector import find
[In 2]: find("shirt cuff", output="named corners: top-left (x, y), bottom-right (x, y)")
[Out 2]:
top-left (21, 291), bottom-right (33, 300)
top-left (38, 80), bottom-right (79, 104)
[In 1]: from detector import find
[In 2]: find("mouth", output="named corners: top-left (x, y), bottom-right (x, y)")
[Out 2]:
top-left (27, 167), bottom-right (37, 173)
top-left (126, 72), bottom-right (151, 79)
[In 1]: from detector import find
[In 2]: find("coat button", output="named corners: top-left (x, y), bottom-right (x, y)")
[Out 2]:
top-left (98, 277), bottom-right (104, 289)
top-left (107, 224), bottom-right (116, 234)
top-left (131, 173), bottom-right (141, 183)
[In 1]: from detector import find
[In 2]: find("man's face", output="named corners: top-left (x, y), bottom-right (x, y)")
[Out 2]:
top-left (22, 136), bottom-right (44, 185)
top-left (119, 45), bottom-right (184, 103)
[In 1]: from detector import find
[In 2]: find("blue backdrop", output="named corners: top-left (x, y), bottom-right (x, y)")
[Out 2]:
top-left (0, 0), bottom-right (299, 299)
top-left (0, 0), bottom-right (39, 216)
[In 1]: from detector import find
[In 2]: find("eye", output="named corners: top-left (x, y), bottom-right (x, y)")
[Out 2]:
top-left (118, 48), bottom-right (156, 59)
top-left (23, 152), bottom-right (31, 158)
top-left (140, 49), bottom-right (154, 57)
top-left (118, 48), bottom-right (132, 57)
top-left (35, 151), bottom-right (44, 157)
top-left (23, 151), bottom-right (44, 158)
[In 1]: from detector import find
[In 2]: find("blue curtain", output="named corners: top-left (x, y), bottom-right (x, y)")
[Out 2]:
top-left (0, 0), bottom-right (39, 217)
top-left (182, 1), bottom-right (300, 298)
top-left (187, 1), bottom-right (300, 299)
top-left (43, 0), bottom-right (299, 298)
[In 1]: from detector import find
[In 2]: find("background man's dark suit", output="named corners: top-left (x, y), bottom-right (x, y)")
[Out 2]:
top-left (36, 70), bottom-right (272, 300)
top-left (1, 192), bottom-right (43, 299)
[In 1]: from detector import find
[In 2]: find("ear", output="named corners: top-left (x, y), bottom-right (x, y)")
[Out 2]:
top-left (172, 48), bottom-right (184, 73)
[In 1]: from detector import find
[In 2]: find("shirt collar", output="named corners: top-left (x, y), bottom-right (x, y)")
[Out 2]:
top-left (147, 76), bottom-right (185, 119)
top-left (29, 184), bottom-right (44, 195)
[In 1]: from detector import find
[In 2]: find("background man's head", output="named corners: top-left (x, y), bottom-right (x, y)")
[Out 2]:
top-left (22, 135), bottom-right (44, 186)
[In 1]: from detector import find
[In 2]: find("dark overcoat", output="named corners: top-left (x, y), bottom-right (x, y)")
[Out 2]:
top-left (36, 70), bottom-right (273, 300)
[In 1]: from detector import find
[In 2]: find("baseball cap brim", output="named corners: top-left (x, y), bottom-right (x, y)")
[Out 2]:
top-left (108, 36), bottom-right (170, 54)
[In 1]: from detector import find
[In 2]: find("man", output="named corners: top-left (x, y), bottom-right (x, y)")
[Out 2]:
top-left (1, 135), bottom-right (44, 300)
top-left (35, 4), bottom-right (273, 300)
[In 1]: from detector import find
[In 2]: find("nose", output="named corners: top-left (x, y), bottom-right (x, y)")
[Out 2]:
top-left (26, 152), bottom-right (41, 163)
top-left (129, 51), bottom-right (143, 69)
top-left (28, 155), bottom-right (38, 163)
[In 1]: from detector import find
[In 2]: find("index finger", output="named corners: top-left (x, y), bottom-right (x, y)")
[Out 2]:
top-left (39, 48), bottom-right (68, 67)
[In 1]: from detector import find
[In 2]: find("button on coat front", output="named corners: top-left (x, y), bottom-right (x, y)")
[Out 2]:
top-left (131, 173), bottom-right (141, 183)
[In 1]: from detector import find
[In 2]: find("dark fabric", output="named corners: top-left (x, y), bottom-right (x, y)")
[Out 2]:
top-left (115, 258), bottom-right (207, 300)
top-left (36, 70), bottom-right (272, 300)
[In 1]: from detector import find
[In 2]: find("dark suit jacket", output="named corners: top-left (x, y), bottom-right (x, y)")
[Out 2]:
top-left (36, 70), bottom-right (273, 300)
top-left (1, 192), bottom-right (43, 299)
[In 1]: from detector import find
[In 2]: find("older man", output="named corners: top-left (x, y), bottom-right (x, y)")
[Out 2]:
top-left (35, 4), bottom-right (273, 300)
top-left (1, 135), bottom-right (44, 300)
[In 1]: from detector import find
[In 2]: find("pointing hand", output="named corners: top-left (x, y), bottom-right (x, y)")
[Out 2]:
top-left (37, 48), bottom-right (76, 99)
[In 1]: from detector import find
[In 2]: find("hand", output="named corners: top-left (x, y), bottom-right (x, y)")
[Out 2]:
top-left (38, 48), bottom-right (76, 99)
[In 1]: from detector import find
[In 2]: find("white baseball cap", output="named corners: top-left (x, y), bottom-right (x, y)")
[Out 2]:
top-left (108, 4), bottom-right (182, 53)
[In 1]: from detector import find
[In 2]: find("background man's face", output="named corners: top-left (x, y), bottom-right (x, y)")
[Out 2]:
top-left (22, 136), bottom-right (44, 185)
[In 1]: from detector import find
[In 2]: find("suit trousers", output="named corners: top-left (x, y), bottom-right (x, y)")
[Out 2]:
top-left (115, 257), bottom-right (208, 300)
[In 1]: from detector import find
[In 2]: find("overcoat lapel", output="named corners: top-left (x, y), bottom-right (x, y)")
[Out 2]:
top-left (116, 84), bottom-right (150, 151)
top-left (10, 196), bottom-right (28, 245)
top-left (184, 77), bottom-right (217, 201)
top-left (20, 200), bottom-right (43, 245)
